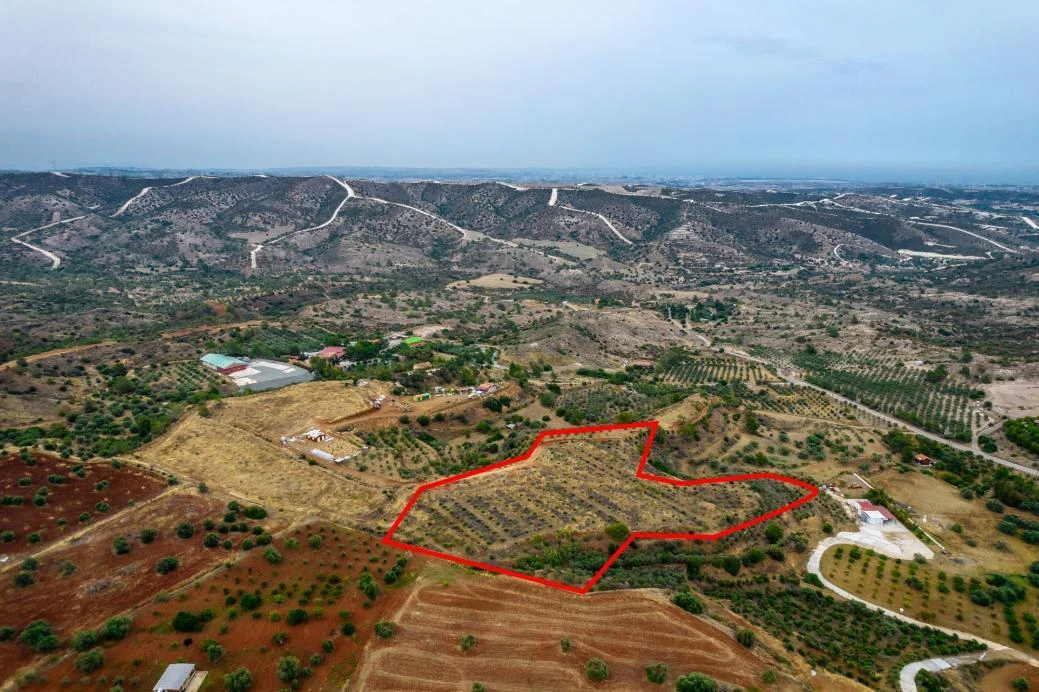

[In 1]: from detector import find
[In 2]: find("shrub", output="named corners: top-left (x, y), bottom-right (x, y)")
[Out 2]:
top-left (155, 556), bottom-right (179, 575)
top-left (223, 668), bottom-right (252, 692)
top-left (764, 521), bottom-right (784, 544)
top-left (586, 658), bottom-right (609, 682)
top-left (18, 620), bottom-right (57, 651)
top-left (286, 609), bottom-right (308, 626)
top-left (71, 630), bottom-right (99, 651)
top-left (560, 637), bottom-right (571, 652)
top-left (308, 535), bottom-right (322, 549)
top-left (139, 528), bottom-right (157, 543)
top-left (206, 643), bottom-right (224, 663)
top-left (13, 572), bottom-right (34, 588)
top-left (340, 622), bottom-right (356, 636)
top-left (321, 639), bottom-right (334, 653)
top-left (242, 506), bottom-right (267, 520)
top-left (175, 523), bottom-right (194, 539)
top-left (203, 533), bottom-right (220, 548)
top-left (460, 634), bottom-right (477, 652)
top-left (276, 655), bottom-right (301, 683)
top-left (645, 663), bottom-right (668, 684)
top-left (76, 647), bottom-right (105, 673)
top-left (672, 591), bottom-right (704, 615)
top-left (736, 629), bottom-right (755, 648)
top-left (240, 593), bottom-right (262, 611)
top-left (264, 547), bottom-right (283, 564)
top-left (374, 622), bottom-right (395, 639)
top-left (101, 616), bottom-right (131, 641)
top-left (605, 521), bottom-right (630, 542)
top-left (272, 631), bottom-right (288, 645)
top-left (171, 611), bottom-right (202, 633)
top-left (675, 672), bottom-right (717, 692)
top-left (112, 536), bottom-right (131, 555)
top-left (0, 626), bottom-right (17, 642)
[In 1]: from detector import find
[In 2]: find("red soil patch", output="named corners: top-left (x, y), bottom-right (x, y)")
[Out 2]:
top-left (350, 570), bottom-right (776, 691)
top-left (0, 453), bottom-right (166, 554)
top-left (0, 493), bottom-right (235, 681)
top-left (38, 524), bottom-right (423, 691)
top-left (385, 421), bottom-right (818, 593)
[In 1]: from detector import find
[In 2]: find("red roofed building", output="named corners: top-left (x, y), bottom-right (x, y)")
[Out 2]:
top-left (854, 500), bottom-right (895, 525)
top-left (630, 359), bottom-right (655, 368)
top-left (314, 346), bottom-right (346, 360)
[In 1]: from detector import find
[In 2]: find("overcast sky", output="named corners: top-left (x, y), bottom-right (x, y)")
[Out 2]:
top-left (1, 1), bottom-right (1037, 181)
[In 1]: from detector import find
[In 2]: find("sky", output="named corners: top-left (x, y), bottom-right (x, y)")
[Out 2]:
top-left (1, 0), bottom-right (1038, 182)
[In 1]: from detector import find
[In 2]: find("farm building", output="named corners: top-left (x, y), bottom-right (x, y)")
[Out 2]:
top-left (630, 359), bottom-right (655, 368)
top-left (312, 346), bottom-right (346, 360)
top-left (915, 453), bottom-right (933, 466)
top-left (200, 353), bottom-right (248, 375)
top-left (852, 500), bottom-right (895, 525)
top-left (153, 663), bottom-right (201, 692)
top-left (226, 359), bottom-right (313, 392)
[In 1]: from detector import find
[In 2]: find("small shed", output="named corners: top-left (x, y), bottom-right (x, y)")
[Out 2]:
top-left (915, 454), bottom-right (933, 466)
top-left (154, 663), bottom-right (196, 692)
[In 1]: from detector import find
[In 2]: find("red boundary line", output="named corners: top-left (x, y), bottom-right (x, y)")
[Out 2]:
top-left (382, 420), bottom-right (819, 594)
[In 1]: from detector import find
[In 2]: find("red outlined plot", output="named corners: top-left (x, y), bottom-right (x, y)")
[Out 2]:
top-left (382, 420), bottom-right (819, 594)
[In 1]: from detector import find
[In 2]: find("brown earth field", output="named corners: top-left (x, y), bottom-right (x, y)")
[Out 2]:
top-left (0, 453), bottom-right (167, 555)
top-left (349, 569), bottom-right (789, 691)
top-left (0, 492), bottom-right (243, 681)
top-left (977, 661), bottom-right (1039, 690)
top-left (40, 524), bottom-right (424, 691)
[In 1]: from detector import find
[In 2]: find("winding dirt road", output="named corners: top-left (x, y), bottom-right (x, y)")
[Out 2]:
top-left (9, 215), bottom-right (86, 269)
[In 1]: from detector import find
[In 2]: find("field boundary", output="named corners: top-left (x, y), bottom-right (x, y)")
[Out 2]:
top-left (383, 420), bottom-right (819, 593)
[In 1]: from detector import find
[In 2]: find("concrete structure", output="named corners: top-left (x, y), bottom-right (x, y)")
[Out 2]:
top-left (200, 353), bottom-right (248, 375)
top-left (852, 500), bottom-right (895, 525)
top-left (153, 663), bottom-right (196, 692)
top-left (224, 359), bottom-right (313, 392)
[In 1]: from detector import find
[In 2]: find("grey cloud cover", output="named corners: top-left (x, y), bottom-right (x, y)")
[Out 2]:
top-left (1, 0), bottom-right (1037, 181)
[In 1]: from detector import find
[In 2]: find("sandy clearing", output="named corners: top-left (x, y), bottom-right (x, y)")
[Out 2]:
top-left (548, 188), bottom-right (558, 206)
top-left (447, 273), bottom-right (544, 290)
top-left (984, 380), bottom-right (1039, 417)
top-left (897, 249), bottom-right (986, 260)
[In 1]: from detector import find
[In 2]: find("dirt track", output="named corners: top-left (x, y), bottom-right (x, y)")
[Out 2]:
top-left (349, 572), bottom-right (772, 691)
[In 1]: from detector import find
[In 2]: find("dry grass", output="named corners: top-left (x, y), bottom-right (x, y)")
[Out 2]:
top-left (135, 414), bottom-right (401, 526)
top-left (447, 273), bottom-right (544, 289)
top-left (210, 380), bottom-right (386, 439)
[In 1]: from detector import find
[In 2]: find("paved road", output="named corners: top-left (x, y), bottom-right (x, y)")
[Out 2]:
top-left (806, 538), bottom-right (1039, 691)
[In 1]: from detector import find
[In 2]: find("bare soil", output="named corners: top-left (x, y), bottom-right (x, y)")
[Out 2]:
top-left (0, 453), bottom-right (166, 555)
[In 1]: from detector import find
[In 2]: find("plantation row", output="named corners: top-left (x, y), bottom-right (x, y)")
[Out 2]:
top-left (791, 350), bottom-right (983, 441)
top-left (662, 359), bottom-right (776, 387)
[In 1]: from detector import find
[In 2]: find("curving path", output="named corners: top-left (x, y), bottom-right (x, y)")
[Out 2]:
top-left (556, 204), bottom-right (632, 245)
top-left (250, 175), bottom-right (355, 268)
top-left (806, 537), bottom-right (1039, 691)
top-left (9, 215), bottom-right (86, 269)
top-left (111, 175), bottom-right (206, 217)
top-left (907, 219), bottom-right (1018, 253)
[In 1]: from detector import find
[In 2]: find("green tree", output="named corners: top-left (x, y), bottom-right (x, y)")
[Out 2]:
top-left (764, 521), bottom-right (784, 544)
top-left (645, 663), bottom-right (668, 684)
top-left (605, 521), bottom-right (630, 542)
top-left (675, 672), bottom-right (717, 692)
top-left (586, 658), bottom-right (609, 682)
top-left (672, 591), bottom-right (704, 615)
top-left (223, 667), bottom-right (252, 692)
top-left (736, 629), bottom-right (755, 648)
top-left (276, 655), bottom-right (302, 683)
top-left (75, 647), bottom-right (105, 673)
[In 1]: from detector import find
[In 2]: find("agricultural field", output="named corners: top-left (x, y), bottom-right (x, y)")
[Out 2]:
top-left (130, 361), bottom-right (229, 399)
top-left (349, 568), bottom-right (785, 691)
top-left (35, 524), bottom-right (422, 691)
top-left (390, 427), bottom-right (811, 588)
top-left (0, 492), bottom-right (236, 682)
top-left (661, 357), bottom-right (779, 386)
top-left (134, 413), bottom-right (396, 527)
top-left (554, 384), bottom-right (655, 425)
top-left (791, 349), bottom-right (985, 441)
top-left (819, 545), bottom-right (1039, 651)
top-left (0, 452), bottom-right (167, 554)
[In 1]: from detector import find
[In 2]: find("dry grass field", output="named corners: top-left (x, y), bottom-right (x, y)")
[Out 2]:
top-left (446, 273), bottom-right (544, 290)
top-left (210, 380), bottom-right (385, 439)
top-left (134, 414), bottom-right (400, 527)
top-left (348, 570), bottom-right (785, 691)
